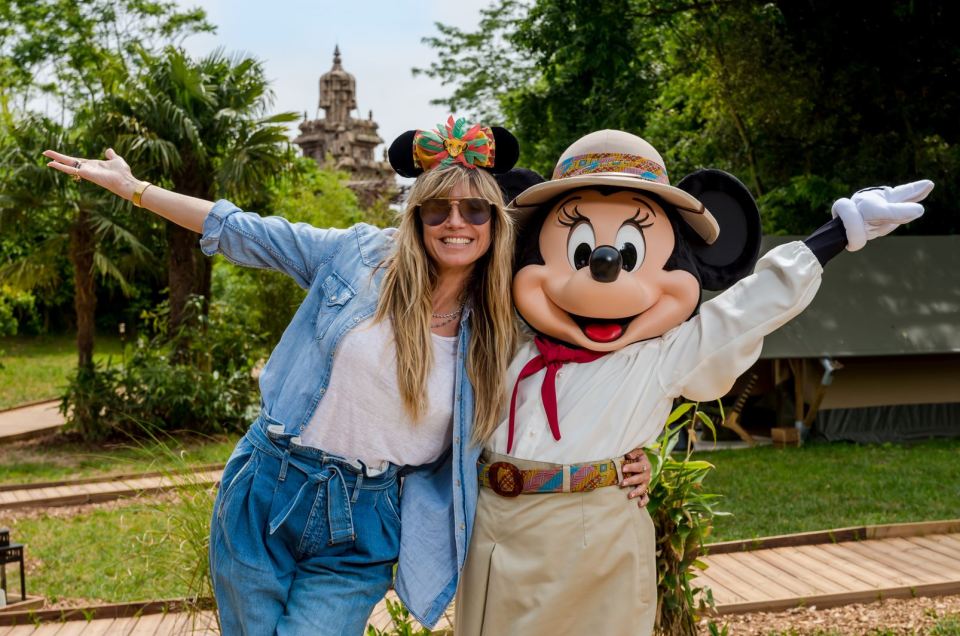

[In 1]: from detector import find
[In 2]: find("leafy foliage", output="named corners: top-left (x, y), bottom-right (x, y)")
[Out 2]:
top-left (61, 295), bottom-right (263, 440)
top-left (365, 598), bottom-right (433, 636)
top-left (213, 157), bottom-right (388, 347)
top-left (420, 0), bottom-right (960, 235)
top-left (648, 402), bottom-right (727, 635)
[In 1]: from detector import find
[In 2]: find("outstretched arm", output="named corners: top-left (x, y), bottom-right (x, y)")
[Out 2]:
top-left (44, 148), bottom-right (355, 288)
top-left (805, 180), bottom-right (934, 266)
top-left (44, 148), bottom-right (211, 233)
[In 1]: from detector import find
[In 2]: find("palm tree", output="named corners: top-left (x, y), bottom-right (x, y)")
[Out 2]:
top-left (0, 113), bottom-right (152, 367)
top-left (107, 47), bottom-right (298, 334)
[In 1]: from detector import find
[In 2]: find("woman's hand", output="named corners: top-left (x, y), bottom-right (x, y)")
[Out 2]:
top-left (43, 148), bottom-right (142, 201)
top-left (621, 448), bottom-right (652, 508)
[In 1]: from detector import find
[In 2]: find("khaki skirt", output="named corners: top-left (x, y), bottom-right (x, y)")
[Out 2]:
top-left (456, 453), bottom-right (657, 636)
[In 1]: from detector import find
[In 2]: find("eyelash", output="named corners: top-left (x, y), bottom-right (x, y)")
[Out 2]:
top-left (557, 207), bottom-right (654, 230)
top-left (626, 210), bottom-right (654, 231)
top-left (558, 205), bottom-right (589, 227)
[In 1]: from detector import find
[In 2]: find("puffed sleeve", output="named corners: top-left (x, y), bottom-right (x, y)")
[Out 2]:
top-left (199, 199), bottom-right (356, 289)
top-left (657, 241), bottom-right (823, 401)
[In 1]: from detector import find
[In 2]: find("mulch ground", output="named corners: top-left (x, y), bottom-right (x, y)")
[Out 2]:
top-left (705, 594), bottom-right (960, 635)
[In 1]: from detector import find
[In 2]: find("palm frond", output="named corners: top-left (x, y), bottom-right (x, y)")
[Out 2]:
top-left (0, 233), bottom-right (69, 292)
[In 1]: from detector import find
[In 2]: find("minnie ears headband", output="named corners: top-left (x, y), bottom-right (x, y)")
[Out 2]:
top-left (388, 116), bottom-right (519, 178)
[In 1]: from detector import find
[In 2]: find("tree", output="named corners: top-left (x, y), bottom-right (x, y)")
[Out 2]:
top-left (106, 47), bottom-right (298, 334)
top-left (419, 0), bottom-right (960, 235)
top-left (0, 0), bottom-right (211, 366)
top-left (0, 113), bottom-right (151, 367)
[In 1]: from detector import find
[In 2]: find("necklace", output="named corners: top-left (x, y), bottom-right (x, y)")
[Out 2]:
top-left (431, 302), bottom-right (464, 329)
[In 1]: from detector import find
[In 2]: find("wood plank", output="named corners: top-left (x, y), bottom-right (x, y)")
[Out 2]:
top-left (50, 621), bottom-right (90, 636)
top-left (124, 613), bottom-right (165, 636)
top-left (713, 579), bottom-right (960, 616)
top-left (3, 626), bottom-right (38, 635)
top-left (721, 550), bottom-right (821, 597)
top-left (816, 542), bottom-right (922, 585)
top-left (936, 534), bottom-right (960, 552)
top-left (910, 534), bottom-right (960, 562)
top-left (777, 545), bottom-right (872, 591)
top-left (72, 619), bottom-right (116, 636)
top-left (689, 561), bottom-right (754, 602)
top-left (841, 540), bottom-right (948, 583)
top-left (704, 553), bottom-right (798, 599)
top-left (706, 520), bottom-right (960, 555)
top-left (872, 537), bottom-right (960, 581)
top-left (690, 571), bottom-right (749, 606)
top-left (904, 535), bottom-right (960, 563)
top-left (799, 544), bottom-right (895, 588)
top-left (752, 548), bottom-right (849, 595)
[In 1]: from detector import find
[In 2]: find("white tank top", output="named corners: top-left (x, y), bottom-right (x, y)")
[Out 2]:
top-left (299, 318), bottom-right (457, 469)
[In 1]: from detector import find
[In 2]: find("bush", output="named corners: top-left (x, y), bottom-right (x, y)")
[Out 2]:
top-left (61, 295), bottom-right (264, 440)
top-left (0, 286), bottom-right (41, 336)
top-left (650, 402), bottom-right (728, 636)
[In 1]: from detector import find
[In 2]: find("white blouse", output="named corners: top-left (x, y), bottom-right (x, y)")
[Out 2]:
top-left (488, 241), bottom-right (823, 464)
top-left (300, 318), bottom-right (457, 469)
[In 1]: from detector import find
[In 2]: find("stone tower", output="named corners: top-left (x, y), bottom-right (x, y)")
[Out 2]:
top-left (293, 47), bottom-right (394, 204)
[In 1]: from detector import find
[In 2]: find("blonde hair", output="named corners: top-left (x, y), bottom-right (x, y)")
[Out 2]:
top-left (374, 165), bottom-right (517, 443)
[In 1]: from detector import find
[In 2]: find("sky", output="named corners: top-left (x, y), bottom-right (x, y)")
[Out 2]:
top-left (173, 0), bottom-right (493, 157)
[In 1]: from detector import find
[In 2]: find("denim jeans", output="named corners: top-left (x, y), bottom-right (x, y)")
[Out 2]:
top-left (210, 418), bottom-right (402, 635)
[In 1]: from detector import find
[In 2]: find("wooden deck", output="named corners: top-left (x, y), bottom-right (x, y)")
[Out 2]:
top-left (0, 469), bottom-right (222, 510)
top-left (699, 520), bottom-right (960, 614)
top-left (0, 401), bottom-right (63, 443)
top-left (2, 521), bottom-right (957, 633)
top-left (0, 611), bottom-right (219, 635)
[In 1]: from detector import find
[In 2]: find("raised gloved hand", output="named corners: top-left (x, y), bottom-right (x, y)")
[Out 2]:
top-left (831, 180), bottom-right (934, 251)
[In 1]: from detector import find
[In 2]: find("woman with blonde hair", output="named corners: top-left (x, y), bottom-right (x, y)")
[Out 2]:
top-left (44, 116), bottom-right (520, 634)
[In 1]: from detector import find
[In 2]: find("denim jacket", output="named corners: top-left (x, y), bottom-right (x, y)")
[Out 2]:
top-left (200, 200), bottom-right (480, 627)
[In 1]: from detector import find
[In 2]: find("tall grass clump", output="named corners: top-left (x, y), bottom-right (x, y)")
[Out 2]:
top-left (650, 402), bottom-right (728, 636)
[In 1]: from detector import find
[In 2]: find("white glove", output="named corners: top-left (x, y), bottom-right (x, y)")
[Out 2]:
top-left (831, 180), bottom-right (934, 251)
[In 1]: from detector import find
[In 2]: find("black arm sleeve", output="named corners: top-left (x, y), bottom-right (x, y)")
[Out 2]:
top-left (803, 217), bottom-right (847, 266)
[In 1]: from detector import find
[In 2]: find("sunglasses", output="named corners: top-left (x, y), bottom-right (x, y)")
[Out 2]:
top-left (416, 197), bottom-right (495, 226)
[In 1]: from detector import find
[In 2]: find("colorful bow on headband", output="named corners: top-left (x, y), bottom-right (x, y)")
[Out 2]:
top-left (413, 116), bottom-right (496, 172)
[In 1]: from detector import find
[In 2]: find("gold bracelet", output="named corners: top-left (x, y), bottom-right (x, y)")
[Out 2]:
top-left (132, 181), bottom-right (152, 208)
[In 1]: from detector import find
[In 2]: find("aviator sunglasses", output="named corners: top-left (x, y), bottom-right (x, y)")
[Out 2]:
top-left (416, 197), bottom-right (495, 226)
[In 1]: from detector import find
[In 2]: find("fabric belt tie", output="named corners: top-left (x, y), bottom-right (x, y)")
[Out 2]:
top-left (508, 336), bottom-right (609, 453)
top-left (268, 450), bottom-right (360, 545)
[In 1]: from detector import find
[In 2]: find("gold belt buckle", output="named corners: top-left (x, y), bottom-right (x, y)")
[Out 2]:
top-left (487, 461), bottom-right (523, 497)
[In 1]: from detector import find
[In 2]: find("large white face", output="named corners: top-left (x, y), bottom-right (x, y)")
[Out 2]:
top-left (421, 182), bottom-right (494, 276)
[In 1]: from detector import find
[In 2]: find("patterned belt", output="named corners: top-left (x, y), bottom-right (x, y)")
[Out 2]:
top-left (479, 458), bottom-right (621, 497)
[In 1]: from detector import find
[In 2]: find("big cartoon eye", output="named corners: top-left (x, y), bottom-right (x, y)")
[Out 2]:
top-left (616, 224), bottom-right (646, 272)
top-left (566, 223), bottom-right (595, 270)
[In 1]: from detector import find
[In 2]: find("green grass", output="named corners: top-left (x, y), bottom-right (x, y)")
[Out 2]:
top-left (702, 439), bottom-right (960, 542)
top-left (2, 497), bottom-right (209, 603)
top-left (0, 333), bottom-right (125, 409)
top-left (0, 434), bottom-right (238, 486)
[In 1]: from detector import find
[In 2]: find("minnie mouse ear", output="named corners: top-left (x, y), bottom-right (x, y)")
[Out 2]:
top-left (490, 127), bottom-right (520, 174)
top-left (388, 125), bottom-right (520, 178)
top-left (676, 169), bottom-right (762, 291)
top-left (388, 130), bottom-right (420, 178)
top-left (495, 167), bottom-right (545, 203)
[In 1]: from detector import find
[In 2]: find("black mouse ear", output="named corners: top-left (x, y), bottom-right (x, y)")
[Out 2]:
top-left (388, 130), bottom-right (420, 178)
top-left (676, 169), bottom-right (762, 291)
top-left (490, 127), bottom-right (520, 174)
top-left (495, 168), bottom-right (545, 203)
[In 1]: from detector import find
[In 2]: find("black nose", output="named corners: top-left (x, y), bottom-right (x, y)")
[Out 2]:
top-left (589, 246), bottom-right (621, 283)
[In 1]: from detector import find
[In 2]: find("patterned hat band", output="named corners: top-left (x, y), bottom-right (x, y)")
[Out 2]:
top-left (553, 152), bottom-right (670, 185)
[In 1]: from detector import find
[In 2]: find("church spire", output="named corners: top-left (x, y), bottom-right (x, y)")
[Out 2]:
top-left (333, 45), bottom-right (342, 70)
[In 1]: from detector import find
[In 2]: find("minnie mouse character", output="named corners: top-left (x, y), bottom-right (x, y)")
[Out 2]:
top-left (456, 129), bottom-right (933, 635)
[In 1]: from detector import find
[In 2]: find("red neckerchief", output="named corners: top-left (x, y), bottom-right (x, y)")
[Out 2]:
top-left (507, 336), bottom-right (610, 453)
